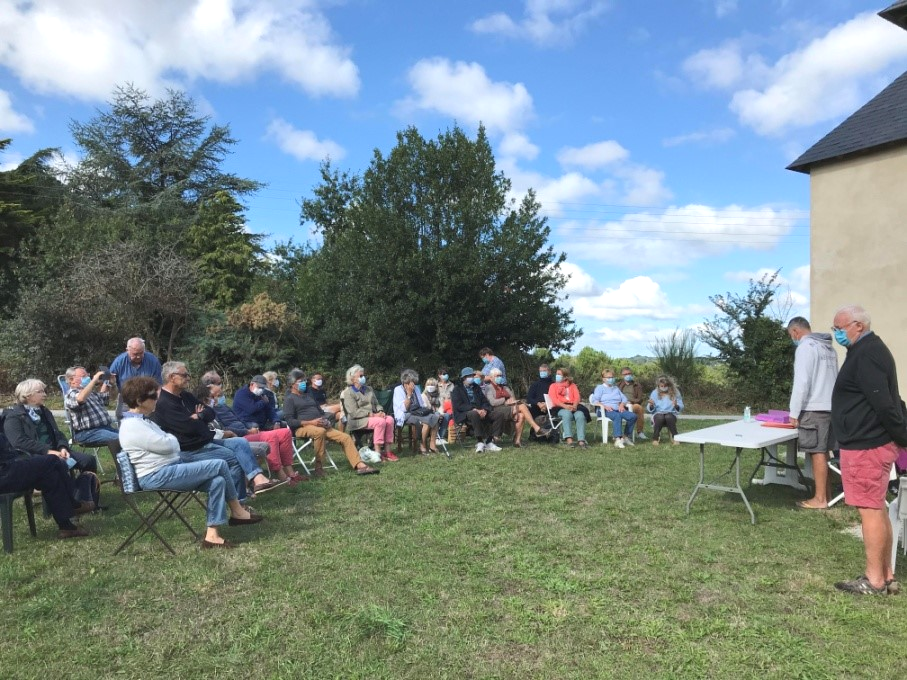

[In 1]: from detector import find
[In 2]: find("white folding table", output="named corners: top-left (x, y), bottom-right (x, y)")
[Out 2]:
top-left (676, 420), bottom-right (802, 524)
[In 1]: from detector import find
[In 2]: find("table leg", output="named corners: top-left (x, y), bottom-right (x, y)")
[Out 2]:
top-left (750, 443), bottom-right (808, 491)
top-left (685, 443), bottom-right (707, 514)
top-left (686, 445), bottom-right (756, 524)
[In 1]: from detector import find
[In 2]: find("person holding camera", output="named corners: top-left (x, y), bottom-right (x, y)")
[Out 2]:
top-left (284, 369), bottom-right (379, 476)
top-left (64, 365), bottom-right (122, 455)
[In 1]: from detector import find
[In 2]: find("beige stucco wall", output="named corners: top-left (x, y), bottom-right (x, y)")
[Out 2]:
top-left (808, 145), bottom-right (907, 395)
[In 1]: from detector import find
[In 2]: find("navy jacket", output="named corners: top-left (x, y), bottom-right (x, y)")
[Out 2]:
top-left (451, 383), bottom-right (493, 424)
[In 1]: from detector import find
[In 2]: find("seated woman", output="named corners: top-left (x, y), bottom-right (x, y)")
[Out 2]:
top-left (548, 367), bottom-right (588, 448)
top-left (393, 369), bottom-right (442, 454)
top-left (340, 365), bottom-right (397, 462)
top-left (118, 376), bottom-right (263, 549)
top-left (4, 379), bottom-right (101, 509)
top-left (262, 371), bottom-right (284, 421)
top-left (482, 368), bottom-right (550, 448)
top-left (646, 375), bottom-right (684, 445)
top-left (0, 432), bottom-right (93, 540)
top-left (422, 377), bottom-right (452, 443)
top-left (589, 369), bottom-right (637, 449)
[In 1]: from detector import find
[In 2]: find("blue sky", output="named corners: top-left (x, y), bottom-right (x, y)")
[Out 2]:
top-left (2, 0), bottom-right (907, 357)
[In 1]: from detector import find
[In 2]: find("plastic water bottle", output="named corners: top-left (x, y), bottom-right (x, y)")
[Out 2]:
top-left (743, 406), bottom-right (751, 422)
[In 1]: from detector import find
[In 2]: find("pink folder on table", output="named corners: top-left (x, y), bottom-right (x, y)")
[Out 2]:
top-left (755, 410), bottom-right (790, 424)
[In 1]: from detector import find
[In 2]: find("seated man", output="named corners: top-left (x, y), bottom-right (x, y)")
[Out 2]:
top-left (310, 372), bottom-right (343, 427)
top-left (198, 382), bottom-right (305, 485)
top-left (151, 361), bottom-right (282, 499)
top-left (527, 363), bottom-right (554, 420)
top-left (283, 369), bottom-right (378, 477)
top-left (64, 366), bottom-right (122, 455)
top-left (232, 375), bottom-right (279, 431)
top-left (590, 369), bottom-right (637, 449)
top-left (619, 367), bottom-right (647, 440)
top-left (451, 367), bottom-right (503, 453)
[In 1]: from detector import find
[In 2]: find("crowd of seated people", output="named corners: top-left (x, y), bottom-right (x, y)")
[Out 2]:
top-left (1, 338), bottom-right (683, 548)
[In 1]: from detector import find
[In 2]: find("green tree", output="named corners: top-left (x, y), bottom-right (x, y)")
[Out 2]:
top-left (649, 329), bottom-right (703, 391)
top-left (296, 125), bottom-right (578, 377)
top-left (184, 191), bottom-right (263, 309)
top-left (699, 271), bottom-right (793, 410)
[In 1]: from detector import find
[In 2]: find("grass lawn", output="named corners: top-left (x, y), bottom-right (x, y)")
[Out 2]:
top-left (3, 421), bottom-right (906, 679)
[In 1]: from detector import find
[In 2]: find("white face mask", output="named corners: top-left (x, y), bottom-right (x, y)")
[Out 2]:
top-left (426, 386), bottom-right (437, 393)
top-left (313, 379), bottom-right (323, 387)
top-left (252, 386), bottom-right (264, 396)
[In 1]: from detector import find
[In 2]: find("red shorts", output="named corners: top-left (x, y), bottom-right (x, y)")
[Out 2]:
top-left (841, 442), bottom-right (898, 509)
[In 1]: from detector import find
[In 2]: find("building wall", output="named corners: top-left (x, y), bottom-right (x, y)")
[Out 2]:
top-left (809, 145), bottom-right (907, 395)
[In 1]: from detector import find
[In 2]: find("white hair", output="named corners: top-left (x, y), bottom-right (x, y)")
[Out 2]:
top-left (15, 379), bottom-right (46, 404)
top-left (835, 304), bottom-right (871, 329)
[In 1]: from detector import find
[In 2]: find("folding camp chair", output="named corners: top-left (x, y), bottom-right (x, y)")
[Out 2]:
top-left (113, 452), bottom-right (203, 555)
top-left (542, 394), bottom-right (565, 436)
top-left (292, 435), bottom-right (339, 475)
top-left (57, 374), bottom-right (108, 476)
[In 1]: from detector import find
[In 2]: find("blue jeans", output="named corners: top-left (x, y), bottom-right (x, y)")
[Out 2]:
top-left (73, 426), bottom-right (122, 453)
top-left (603, 409), bottom-right (637, 438)
top-left (216, 437), bottom-right (263, 480)
top-left (558, 409), bottom-right (586, 441)
top-left (138, 459), bottom-right (237, 527)
top-left (179, 441), bottom-right (254, 502)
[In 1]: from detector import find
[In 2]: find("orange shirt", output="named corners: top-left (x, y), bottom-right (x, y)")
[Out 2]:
top-left (548, 381), bottom-right (579, 409)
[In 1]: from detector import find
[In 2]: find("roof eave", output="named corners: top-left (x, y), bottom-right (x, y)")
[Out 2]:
top-left (879, 1), bottom-right (907, 31)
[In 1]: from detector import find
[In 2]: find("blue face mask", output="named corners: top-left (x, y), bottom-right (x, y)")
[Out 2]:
top-left (216, 395), bottom-right (227, 406)
top-left (833, 329), bottom-right (851, 347)
top-left (494, 376), bottom-right (504, 385)
top-left (298, 381), bottom-right (307, 391)
top-left (605, 377), bottom-right (616, 386)
top-left (792, 339), bottom-right (800, 347)
top-left (623, 375), bottom-right (633, 382)
top-left (539, 371), bottom-right (548, 379)
top-left (79, 376), bottom-right (91, 388)
top-left (358, 376), bottom-right (367, 386)
top-left (554, 374), bottom-right (564, 383)
top-left (473, 376), bottom-right (482, 385)
top-left (481, 356), bottom-right (489, 364)
top-left (441, 374), bottom-right (449, 381)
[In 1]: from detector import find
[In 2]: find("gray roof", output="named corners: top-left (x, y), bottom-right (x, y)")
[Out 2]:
top-left (787, 69), bottom-right (907, 173)
top-left (880, 0), bottom-right (907, 31)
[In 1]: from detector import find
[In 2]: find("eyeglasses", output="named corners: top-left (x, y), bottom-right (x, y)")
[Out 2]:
top-left (831, 320), bottom-right (860, 333)
top-left (173, 372), bottom-right (191, 379)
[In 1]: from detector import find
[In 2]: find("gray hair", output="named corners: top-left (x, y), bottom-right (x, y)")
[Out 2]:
top-left (835, 304), bottom-right (871, 329)
top-left (161, 361), bottom-right (187, 383)
top-left (400, 368), bottom-right (419, 385)
top-left (345, 364), bottom-right (364, 385)
top-left (487, 367), bottom-right (502, 378)
top-left (126, 337), bottom-right (146, 350)
top-left (15, 379), bottom-right (46, 404)
top-left (288, 368), bottom-right (306, 383)
top-left (64, 366), bottom-right (86, 381)
top-left (263, 371), bottom-right (278, 384)
top-left (786, 317), bottom-right (811, 332)
top-left (200, 370), bottom-right (222, 386)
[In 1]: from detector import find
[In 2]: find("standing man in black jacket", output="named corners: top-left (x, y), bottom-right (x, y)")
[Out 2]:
top-left (831, 304), bottom-right (907, 595)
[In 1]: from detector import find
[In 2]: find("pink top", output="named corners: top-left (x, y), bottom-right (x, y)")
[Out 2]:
top-left (548, 381), bottom-right (579, 409)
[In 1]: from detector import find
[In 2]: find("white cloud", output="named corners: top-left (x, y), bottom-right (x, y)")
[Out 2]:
top-left (662, 127), bottom-right (736, 147)
top-left (683, 13), bottom-right (907, 136)
top-left (557, 140), bottom-right (629, 169)
top-left (572, 276), bottom-right (678, 321)
top-left (402, 58), bottom-right (534, 134)
top-left (559, 204), bottom-right (802, 266)
top-left (0, 1), bottom-right (360, 101)
top-left (499, 132), bottom-right (539, 161)
top-left (612, 164), bottom-right (672, 206)
top-left (558, 261), bottom-right (602, 297)
top-left (723, 264), bottom-right (811, 318)
top-left (470, 0), bottom-right (609, 46)
top-left (266, 118), bottom-right (345, 162)
top-left (0, 150), bottom-right (24, 172)
top-left (0, 90), bottom-right (34, 133)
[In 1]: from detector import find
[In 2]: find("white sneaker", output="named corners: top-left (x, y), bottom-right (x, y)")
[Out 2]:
top-left (623, 437), bottom-right (634, 447)
top-left (435, 437), bottom-right (446, 446)
top-left (475, 442), bottom-right (485, 452)
top-left (484, 441), bottom-right (502, 452)
top-left (614, 438), bottom-right (625, 449)
top-left (636, 432), bottom-right (648, 440)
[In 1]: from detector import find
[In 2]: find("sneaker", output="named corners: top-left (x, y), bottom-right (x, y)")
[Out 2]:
top-left (484, 441), bottom-right (502, 452)
top-left (475, 442), bottom-right (485, 453)
top-left (614, 438), bottom-right (625, 449)
top-left (435, 436), bottom-right (447, 446)
top-left (834, 575), bottom-right (887, 595)
top-left (382, 451), bottom-right (399, 462)
top-left (623, 437), bottom-right (634, 447)
top-left (636, 432), bottom-right (648, 440)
